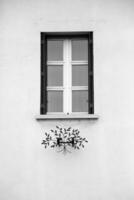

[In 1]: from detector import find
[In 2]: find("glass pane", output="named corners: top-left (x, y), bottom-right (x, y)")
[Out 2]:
top-left (72, 91), bottom-right (88, 112)
top-left (47, 40), bottom-right (63, 61)
top-left (47, 65), bottom-right (63, 86)
top-left (72, 65), bottom-right (88, 86)
top-left (47, 91), bottom-right (63, 112)
top-left (72, 40), bottom-right (88, 61)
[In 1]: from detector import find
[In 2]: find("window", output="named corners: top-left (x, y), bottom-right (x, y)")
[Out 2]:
top-left (40, 32), bottom-right (94, 116)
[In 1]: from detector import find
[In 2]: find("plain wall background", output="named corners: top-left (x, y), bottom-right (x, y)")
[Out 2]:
top-left (0, 0), bottom-right (134, 199)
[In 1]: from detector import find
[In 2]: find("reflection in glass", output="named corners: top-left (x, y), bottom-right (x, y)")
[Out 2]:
top-left (72, 65), bottom-right (88, 86)
top-left (72, 90), bottom-right (88, 112)
top-left (47, 91), bottom-right (63, 112)
top-left (72, 40), bottom-right (88, 61)
top-left (47, 65), bottom-right (63, 86)
top-left (47, 40), bottom-right (63, 61)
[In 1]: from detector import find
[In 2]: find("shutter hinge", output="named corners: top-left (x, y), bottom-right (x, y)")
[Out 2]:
top-left (89, 39), bottom-right (93, 44)
top-left (41, 104), bottom-right (45, 108)
top-left (41, 40), bottom-right (45, 44)
top-left (89, 71), bottom-right (93, 76)
top-left (41, 72), bottom-right (45, 76)
top-left (89, 103), bottom-right (93, 108)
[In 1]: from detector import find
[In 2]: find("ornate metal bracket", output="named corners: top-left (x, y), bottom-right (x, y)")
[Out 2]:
top-left (41, 126), bottom-right (88, 154)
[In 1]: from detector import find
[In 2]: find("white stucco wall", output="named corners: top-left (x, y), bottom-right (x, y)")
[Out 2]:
top-left (0, 0), bottom-right (134, 199)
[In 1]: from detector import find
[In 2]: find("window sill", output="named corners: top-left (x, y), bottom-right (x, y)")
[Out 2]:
top-left (35, 114), bottom-right (99, 120)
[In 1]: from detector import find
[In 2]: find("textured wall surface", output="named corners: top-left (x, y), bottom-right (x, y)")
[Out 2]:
top-left (0, 0), bottom-right (134, 199)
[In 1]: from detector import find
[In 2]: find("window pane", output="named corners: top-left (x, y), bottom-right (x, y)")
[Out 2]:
top-left (47, 65), bottom-right (63, 86)
top-left (47, 40), bottom-right (63, 61)
top-left (72, 40), bottom-right (88, 61)
top-left (72, 91), bottom-right (88, 112)
top-left (72, 65), bottom-right (88, 86)
top-left (47, 91), bottom-right (63, 112)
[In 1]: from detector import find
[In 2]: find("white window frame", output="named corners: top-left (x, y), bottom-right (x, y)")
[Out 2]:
top-left (46, 39), bottom-right (88, 115)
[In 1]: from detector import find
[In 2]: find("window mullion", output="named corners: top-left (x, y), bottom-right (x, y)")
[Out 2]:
top-left (63, 40), bottom-right (69, 114)
top-left (68, 40), bottom-right (72, 114)
top-left (63, 39), bottom-right (72, 114)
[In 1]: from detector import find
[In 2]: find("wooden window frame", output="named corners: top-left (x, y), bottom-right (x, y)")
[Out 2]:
top-left (40, 32), bottom-right (94, 115)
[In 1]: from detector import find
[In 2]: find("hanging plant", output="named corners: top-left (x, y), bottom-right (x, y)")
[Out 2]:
top-left (41, 126), bottom-right (88, 154)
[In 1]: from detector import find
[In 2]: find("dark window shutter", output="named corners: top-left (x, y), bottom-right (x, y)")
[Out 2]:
top-left (88, 32), bottom-right (94, 114)
top-left (40, 33), bottom-right (47, 114)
